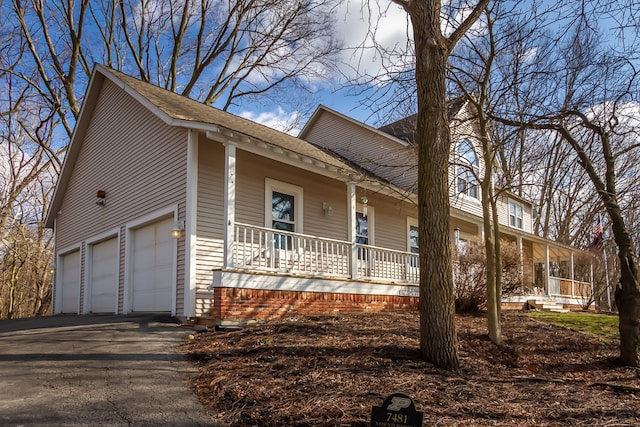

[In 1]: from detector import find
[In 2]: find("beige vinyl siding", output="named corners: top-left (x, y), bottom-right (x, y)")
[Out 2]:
top-left (497, 196), bottom-right (510, 226)
top-left (235, 150), bottom-right (348, 240)
top-left (195, 137), bottom-right (225, 315)
top-left (524, 205), bottom-right (533, 233)
top-left (54, 79), bottom-right (188, 314)
top-left (303, 110), bottom-right (418, 192)
top-left (365, 193), bottom-right (417, 252)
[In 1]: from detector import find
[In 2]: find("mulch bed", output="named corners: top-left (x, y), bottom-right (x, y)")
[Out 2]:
top-left (180, 311), bottom-right (640, 426)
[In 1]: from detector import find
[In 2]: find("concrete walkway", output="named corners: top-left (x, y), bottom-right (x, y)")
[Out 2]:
top-left (0, 315), bottom-right (216, 426)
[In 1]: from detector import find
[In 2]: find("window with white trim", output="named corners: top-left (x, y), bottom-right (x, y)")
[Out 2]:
top-left (355, 204), bottom-right (374, 260)
top-left (356, 212), bottom-right (369, 245)
top-left (265, 179), bottom-right (303, 248)
top-left (456, 140), bottom-right (479, 199)
top-left (407, 218), bottom-right (419, 254)
top-left (509, 200), bottom-right (523, 229)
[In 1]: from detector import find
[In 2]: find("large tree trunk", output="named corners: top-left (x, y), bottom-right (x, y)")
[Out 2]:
top-left (411, 1), bottom-right (459, 370)
top-left (609, 207), bottom-right (640, 367)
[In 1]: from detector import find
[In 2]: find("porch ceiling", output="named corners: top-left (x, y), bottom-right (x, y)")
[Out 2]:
top-left (531, 242), bottom-right (573, 263)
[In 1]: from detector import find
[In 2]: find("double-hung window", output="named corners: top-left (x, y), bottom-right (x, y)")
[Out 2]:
top-left (265, 179), bottom-right (303, 249)
top-left (509, 201), bottom-right (523, 229)
top-left (407, 218), bottom-right (419, 269)
top-left (355, 204), bottom-right (374, 260)
top-left (356, 212), bottom-right (369, 245)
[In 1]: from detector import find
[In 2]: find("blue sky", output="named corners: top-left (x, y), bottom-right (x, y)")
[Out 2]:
top-left (232, 0), bottom-right (638, 135)
top-left (236, 0), bottom-right (412, 132)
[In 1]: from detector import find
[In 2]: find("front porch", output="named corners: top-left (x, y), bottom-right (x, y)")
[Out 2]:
top-left (207, 223), bottom-right (594, 322)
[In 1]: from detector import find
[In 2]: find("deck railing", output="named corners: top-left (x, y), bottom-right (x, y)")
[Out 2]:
top-left (233, 223), bottom-right (419, 283)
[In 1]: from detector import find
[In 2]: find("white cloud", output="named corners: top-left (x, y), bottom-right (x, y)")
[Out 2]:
top-left (239, 107), bottom-right (303, 135)
top-left (335, 1), bottom-right (411, 80)
top-left (334, 1), bottom-right (487, 85)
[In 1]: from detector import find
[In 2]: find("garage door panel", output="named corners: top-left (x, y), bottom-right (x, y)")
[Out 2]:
top-left (132, 217), bottom-right (174, 312)
top-left (60, 250), bottom-right (81, 314)
top-left (89, 238), bottom-right (118, 313)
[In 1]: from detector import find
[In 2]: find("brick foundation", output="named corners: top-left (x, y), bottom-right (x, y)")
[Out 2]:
top-left (211, 287), bottom-right (419, 323)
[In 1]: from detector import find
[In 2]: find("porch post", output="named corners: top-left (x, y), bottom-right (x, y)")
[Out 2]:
top-left (347, 182), bottom-right (357, 279)
top-left (223, 142), bottom-right (237, 268)
top-left (184, 129), bottom-right (199, 317)
top-left (544, 243), bottom-right (550, 296)
top-left (570, 251), bottom-right (575, 297)
top-left (517, 236), bottom-right (524, 282)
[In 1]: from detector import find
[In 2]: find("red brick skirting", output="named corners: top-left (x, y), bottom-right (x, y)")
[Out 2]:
top-left (211, 287), bottom-right (419, 322)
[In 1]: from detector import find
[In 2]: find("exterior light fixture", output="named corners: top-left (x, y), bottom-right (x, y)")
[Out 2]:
top-left (171, 220), bottom-right (185, 239)
top-left (361, 196), bottom-right (368, 218)
top-left (49, 264), bottom-right (56, 274)
top-left (322, 202), bottom-right (333, 217)
top-left (96, 190), bottom-right (106, 206)
top-left (453, 228), bottom-right (460, 246)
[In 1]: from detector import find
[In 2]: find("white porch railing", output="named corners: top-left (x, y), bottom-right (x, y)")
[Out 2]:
top-left (355, 244), bottom-right (419, 284)
top-left (232, 223), bottom-right (419, 284)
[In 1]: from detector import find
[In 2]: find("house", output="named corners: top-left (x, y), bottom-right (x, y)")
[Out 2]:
top-left (45, 65), bottom-right (592, 323)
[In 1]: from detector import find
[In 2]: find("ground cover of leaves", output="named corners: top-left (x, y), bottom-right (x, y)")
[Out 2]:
top-left (180, 311), bottom-right (640, 426)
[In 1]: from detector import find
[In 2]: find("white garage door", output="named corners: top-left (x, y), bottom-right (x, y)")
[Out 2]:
top-left (88, 237), bottom-right (118, 313)
top-left (131, 217), bottom-right (174, 312)
top-left (59, 250), bottom-right (81, 314)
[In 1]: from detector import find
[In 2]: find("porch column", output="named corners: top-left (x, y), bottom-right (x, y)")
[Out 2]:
top-left (570, 251), bottom-right (575, 297)
top-left (223, 142), bottom-right (237, 268)
top-left (184, 129), bottom-right (199, 317)
top-left (544, 243), bottom-right (550, 296)
top-left (517, 236), bottom-right (524, 282)
top-left (347, 182), bottom-right (357, 279)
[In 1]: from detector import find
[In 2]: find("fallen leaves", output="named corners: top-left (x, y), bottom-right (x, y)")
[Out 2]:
top-left (181, 311), bottom-right (640, 426)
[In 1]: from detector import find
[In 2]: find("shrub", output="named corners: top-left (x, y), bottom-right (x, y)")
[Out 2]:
top-left (453, 239), bottom-right (529, 313)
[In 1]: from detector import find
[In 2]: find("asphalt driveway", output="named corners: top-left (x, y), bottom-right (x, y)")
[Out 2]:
top-left (0, 314), bottom-right (216, 426)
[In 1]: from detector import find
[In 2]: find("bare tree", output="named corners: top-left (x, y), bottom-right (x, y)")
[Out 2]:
top-left (495, 16), bottom-right (640, 366)
top-left (7, 0), bottom-right (342, 138)
top-left (0, 74), bottom-right (58, 319)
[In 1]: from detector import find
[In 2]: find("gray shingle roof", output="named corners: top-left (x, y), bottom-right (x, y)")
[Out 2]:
top-left (105, 66), bottom-right (353, 171)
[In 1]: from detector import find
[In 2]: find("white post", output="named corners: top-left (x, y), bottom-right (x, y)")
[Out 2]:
top-left (544, 244), bottom-right (550, 296)
top-left (185, 129), bottom-right (199, 317)
top-left (223, 142), bottom-right (237, 268)
top-left (347, 182), bottom-right (357, 279)
top-left (570, 251), bottom-right (575, 297)
top-left (518, 236), bottom-right (524, 282)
